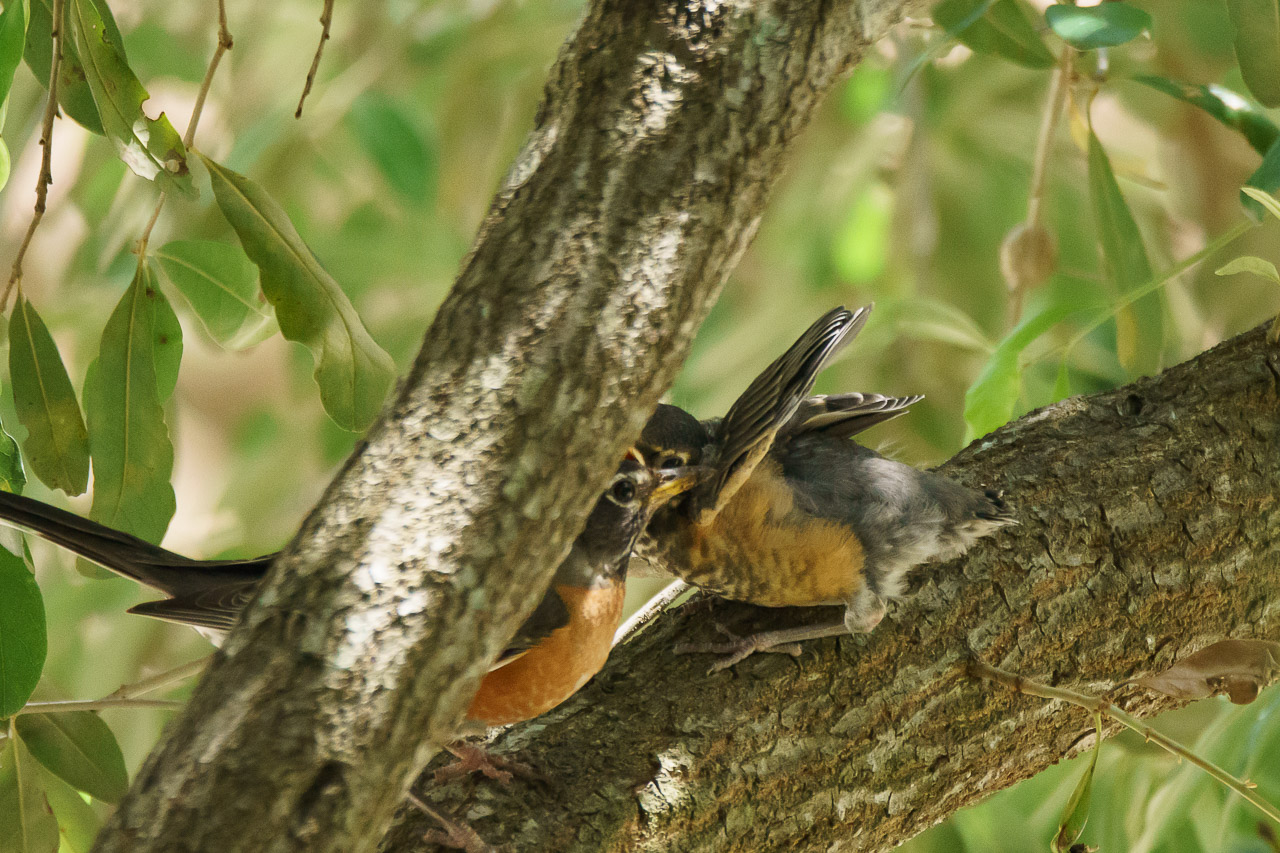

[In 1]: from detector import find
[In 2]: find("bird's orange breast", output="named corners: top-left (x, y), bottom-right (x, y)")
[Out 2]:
top-left (670, 458), bottom-right (866, 607)
top-left (465, 583), bottom-right (625, 728)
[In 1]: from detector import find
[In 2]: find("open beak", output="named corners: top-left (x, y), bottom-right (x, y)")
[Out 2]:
top-left (649, 465), bottom-right (712, 509)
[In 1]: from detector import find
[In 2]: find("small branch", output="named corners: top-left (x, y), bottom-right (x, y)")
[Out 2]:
top-left (1006, 47), bottom-right (1070, 328)
top-left (5, 0), bottom-right (67, 312)
top-left (15, 698), bottom-right (184, 716)
top-left (105, 656), bottom-right (210, 700)
top-left (967, 658), bottom-right (1280, 826)
top-left (295, 0), bottom-right (335, 119)
top-left (135, 0), bottom-right (233, 262)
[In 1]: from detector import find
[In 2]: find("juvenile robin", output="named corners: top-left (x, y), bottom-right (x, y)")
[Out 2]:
top-left (0, 452), bottom-right (706, 723)
top-left (636, 305), bottom-right (1016, 668)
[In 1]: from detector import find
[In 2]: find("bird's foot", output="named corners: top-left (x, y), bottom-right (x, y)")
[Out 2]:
top-left (434, 742), bottom-right (545, 786)
top-left (407, 792), bottom-right (494, 853)
top-left (674, 622), bottom-right (803, 673)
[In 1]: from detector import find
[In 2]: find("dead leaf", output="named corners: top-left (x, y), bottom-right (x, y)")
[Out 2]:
top-left (1136, 639), bottom-right (1280, 704)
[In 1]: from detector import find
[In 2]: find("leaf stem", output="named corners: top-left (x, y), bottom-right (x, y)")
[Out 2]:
top-left (967, 657), bottom-right (1280, 826)
top-left (4, 0), bottom-right (67, 313)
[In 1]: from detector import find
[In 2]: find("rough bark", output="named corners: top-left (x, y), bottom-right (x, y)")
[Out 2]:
top-left (92, 2), bottom-right (923, 852)
top-left (388, 323), bottom-right (1280, 852)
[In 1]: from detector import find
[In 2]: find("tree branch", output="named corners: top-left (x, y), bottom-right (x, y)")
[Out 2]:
top-left (391, 322), bottom-right (1280, 852)
top-left (92, 1), bottom-right (921, 851)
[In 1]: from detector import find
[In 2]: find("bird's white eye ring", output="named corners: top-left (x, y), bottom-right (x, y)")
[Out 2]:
top-left (609, 476), bottom-right (637, 504)
top-left (659, 453), bottom-right (687, 470)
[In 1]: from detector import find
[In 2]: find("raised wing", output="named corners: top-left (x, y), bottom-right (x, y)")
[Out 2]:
top-left (689, 305), bottom-right (871, 523)
top-left (781, 392), bottom-right (923, 441)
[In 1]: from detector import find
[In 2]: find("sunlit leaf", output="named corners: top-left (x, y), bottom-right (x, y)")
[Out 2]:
top-left (0, 738), bottom-right (59, 853)
top-left (1045, 3), bottom-right (1150, 50)
top-left (0, 0), bottom-right (29, 108)
top-left (833, 182), bottom-right (892, 283)
top-left (0, 419), bottom-right (24, 495)
top-left (348, 92), bottom-right (438, 204)
top-left (1245, 141), bottom-right (1280, 217)
top-left (68, 0), bottom-right (191, 193)
top-left (1052, 713), bottom-right (1102, 851)
top-left (23, 0), bottom-right (113, 134)
top-left (1132, 76), bottom-right (1279, 156)
top-left (14, 713), bottom-right (127, 804)
top-left (8, 297), bottom-right (90, 496)
top-left (1226, 0), bottom-right (1280, 107)
top-left (964, 303), bottom-right (1075, 441)
top-left (1053, 359), bottom-right (1071, 401)
top-left (1136, 639), bottom-right (1280, 704)
top-left (201, 154), bottom-right (395, 431)
top-left (0, 544), bottom-right (45, 717)
top-left (37, 768), bottom-right (99, 853)
top-left (1087, 130), bottom-right (1161, 373)
top-left (154, 240), bottom-right (275, 347)
top-left (1215, 255), bottom-right (1280, 284)
top-left (0, 138), bottom-right (8, 192)
top-left (83, 262), bottom-right (179, 545)
top-left (934, 0), bottom-right (1056, 69)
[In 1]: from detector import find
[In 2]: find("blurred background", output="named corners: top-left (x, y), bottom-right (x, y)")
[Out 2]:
top-left (0, 0), bottom-right (1277, 850)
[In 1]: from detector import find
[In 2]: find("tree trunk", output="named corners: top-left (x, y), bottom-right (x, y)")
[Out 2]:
top-left (387, 323), bottom-right (1280, 852)
top-left (92, 1), bottom-right (922, 851)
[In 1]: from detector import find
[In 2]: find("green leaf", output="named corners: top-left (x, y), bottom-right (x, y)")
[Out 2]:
top-left (0, 421), bottom-right (24, 496)
top-left (154, 240), bottom-right (274, 347)
top-left (0, 738), bottom-right (59, 853)
top-left (0, 544), bottom-right (45, 717)
top-left (964, 303), bottom-right (1076, 442)
top-left (1087, 129), bottom-right (1161, 373)
top-left (37, 767), bottom-right (99, 853)
top-left (1051, 712), bottom-right (1102, 851)
top-left (0, 0), bottom-right (29, 109)
top-left (23, 0), bottom-right (112, 135)
top-left (201, 154), bottom-right (395, 431)
top-left (13, 713), bottom-right (127, 804)
top-left (68, 0), bottom-right (191, 193)
top-left (933, 0), bottom-right (1056, 69)
top-left (1244, 139), bottom-right (1280, 217)
top-left (8, 297), bottom-right (90, 496)
top-left (348, 92), bottom-right (438, 204)
top-left (1132, 76), bottom-right (1279, 156)
top-left (1215, 255), bottom-right (1280, 283)
top-left (1226, 0), bottom-right (1280, 107)
top-left (0, 138), bottom-right (9, 193)
top-left (1045, 2), bottom-right (1150, 49)
top-left (83, 262), bottom-right (178, 544)
top-left (1053, 359), bottom-right (1071, 401)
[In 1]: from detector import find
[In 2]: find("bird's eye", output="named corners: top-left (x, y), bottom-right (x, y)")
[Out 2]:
top-left (610, 478), bottom-right (637, 503)
top-left (659, 454), bottom-right (687, 469)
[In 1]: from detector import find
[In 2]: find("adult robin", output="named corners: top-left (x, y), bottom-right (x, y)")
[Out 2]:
top-left (636, 305), bottom-right (1016, 669)
top-left (0, 452), bottom-right (706, 724)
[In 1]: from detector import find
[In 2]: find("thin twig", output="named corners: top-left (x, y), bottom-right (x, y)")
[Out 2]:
top-left (14, 698), bottom-right (185, 716)
top-left (1007, 47), bottom-right (1070, 328)
top-left (5, 0), bottom-right (67, 312)
top-left (105, 656), bottom-right (210, 700)
top-left (295, 0), bottom-right (335, 119)
top-left (967, 657), bottom-right (1280, 826)
top-left (134, 0), bottom-right (234, 262)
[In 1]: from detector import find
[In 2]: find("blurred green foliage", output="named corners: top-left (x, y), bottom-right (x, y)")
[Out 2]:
top-left (0, 0), bottom-right (1276, 848)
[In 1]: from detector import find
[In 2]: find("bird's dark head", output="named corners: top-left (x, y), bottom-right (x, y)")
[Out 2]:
top-left (564, 452), bottom-right (708, 585)
top-left (638, 404), bottom-right (712, 470)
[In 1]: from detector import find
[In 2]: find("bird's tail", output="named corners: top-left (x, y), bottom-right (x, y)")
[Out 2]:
top-left (0, 489), bottom-right (208, 594)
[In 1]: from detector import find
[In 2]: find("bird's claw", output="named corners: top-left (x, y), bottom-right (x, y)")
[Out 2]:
top-left (434, 743), bottom-right (545, 786)
top-left (674, 627), bottom-right (804, 673)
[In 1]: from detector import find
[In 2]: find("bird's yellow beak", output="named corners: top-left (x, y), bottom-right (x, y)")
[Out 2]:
top-left (650, 465), bottom-right (711, 509)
